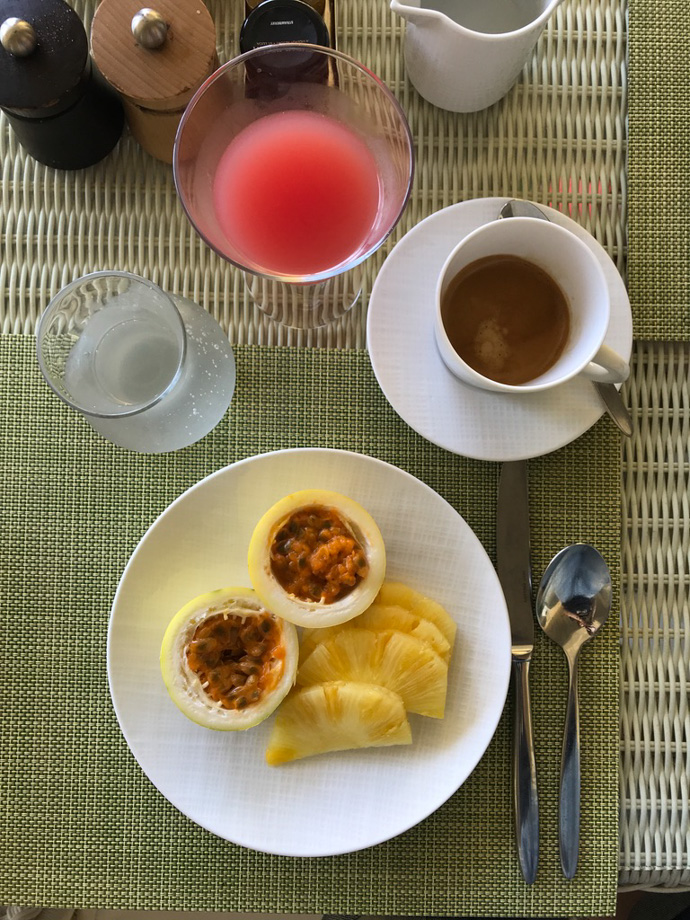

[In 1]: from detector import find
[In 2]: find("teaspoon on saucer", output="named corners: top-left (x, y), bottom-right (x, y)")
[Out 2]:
top-left (499, 199), bottom-right (632, 437)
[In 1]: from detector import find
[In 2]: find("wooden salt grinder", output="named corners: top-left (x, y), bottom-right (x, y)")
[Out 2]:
top-left (90, 0), bottom-right (218, 164)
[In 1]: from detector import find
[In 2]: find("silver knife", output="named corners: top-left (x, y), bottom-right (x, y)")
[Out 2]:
top-left (496, 460), bottom-right (539, 884)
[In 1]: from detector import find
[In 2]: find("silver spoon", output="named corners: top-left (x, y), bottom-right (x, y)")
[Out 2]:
top-left (535, 543), bottom-right (613, 879)
top-left (499, 199), bottom-right (632, 437)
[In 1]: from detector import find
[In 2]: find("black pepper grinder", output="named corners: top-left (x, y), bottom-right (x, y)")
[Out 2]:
top-left (0, 0), bottom-right (124, 169)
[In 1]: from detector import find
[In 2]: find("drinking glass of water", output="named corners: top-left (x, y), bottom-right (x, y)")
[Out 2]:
top-left (37, 271), bottom-right (236, 453)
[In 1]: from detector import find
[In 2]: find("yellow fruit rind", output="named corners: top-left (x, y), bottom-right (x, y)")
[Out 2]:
top-left (160, 586), bottom-right (299, 731)
top-left (247, 489), bottom-right (386, 628)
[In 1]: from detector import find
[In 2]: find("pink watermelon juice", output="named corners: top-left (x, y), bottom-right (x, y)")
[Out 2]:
top-left (212, 110), bottom-right (381, 277)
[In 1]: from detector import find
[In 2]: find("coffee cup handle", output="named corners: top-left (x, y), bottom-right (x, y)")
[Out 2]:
top-left (580, 343), bottom-right (630, 384)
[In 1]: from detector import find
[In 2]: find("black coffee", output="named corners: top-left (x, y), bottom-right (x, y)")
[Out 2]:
top-left (441, 254), bottom-right (570, 385)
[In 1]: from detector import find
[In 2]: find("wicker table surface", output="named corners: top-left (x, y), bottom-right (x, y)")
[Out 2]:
top-left (1, 0), bottom-right (688, 896)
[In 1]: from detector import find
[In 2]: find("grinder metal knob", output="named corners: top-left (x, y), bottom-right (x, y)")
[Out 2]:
top-left (131, 8), bottom-right (168, 49)
top-left (0, 16), bottom-right (37, 56)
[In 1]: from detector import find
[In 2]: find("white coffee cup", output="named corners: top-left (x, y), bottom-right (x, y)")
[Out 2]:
top-left (434, 217), bottom-right (630, 393)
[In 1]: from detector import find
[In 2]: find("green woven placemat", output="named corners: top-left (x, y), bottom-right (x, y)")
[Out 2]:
top-left (1, 337), bottom-right (619, 915)
top-left (628, 0), bottom-right (690, 340)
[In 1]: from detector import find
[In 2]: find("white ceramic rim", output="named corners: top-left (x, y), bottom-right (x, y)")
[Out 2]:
top-left (390, 0), bottom-right (563, 40)
top-left (433, 216), bottom-right (612, 393)
top-left (107, 447), bottom-right (512, 856)
top-left (365, 197), bottom-right (634, 461)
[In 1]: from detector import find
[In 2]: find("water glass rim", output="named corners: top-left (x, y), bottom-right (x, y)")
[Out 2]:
top-left (36, 271), bottom-right (187, 420)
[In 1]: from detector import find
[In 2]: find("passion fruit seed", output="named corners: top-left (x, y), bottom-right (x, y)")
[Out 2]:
top-left (269, 504), bottom-right (369, 605)
top-left (185, 612), bottom-right (284, 711)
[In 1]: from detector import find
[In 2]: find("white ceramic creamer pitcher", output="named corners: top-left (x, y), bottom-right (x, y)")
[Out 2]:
top-left (390, 0), bottom-right (565, 112)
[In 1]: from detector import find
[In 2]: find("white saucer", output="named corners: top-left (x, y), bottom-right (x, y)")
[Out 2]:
top-left (366, 198), bottom-right (633, 461)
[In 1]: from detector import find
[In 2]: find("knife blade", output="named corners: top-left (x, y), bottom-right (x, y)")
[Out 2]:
top-left (496, 459), bottom-right (539, 884)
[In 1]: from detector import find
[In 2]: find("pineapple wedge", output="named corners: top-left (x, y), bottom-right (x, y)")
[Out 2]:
top-left (266, 681), bottom-right (411, 765)
top-left (297, 628), bottom-right (448, 718)
top-left (376, 582), bottom-right (457, 647)
top-left (300, 602), bottom-right (451, 664)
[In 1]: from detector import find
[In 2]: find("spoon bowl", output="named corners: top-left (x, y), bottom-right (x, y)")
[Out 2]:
top-left (535, 543), bottom-right (613, 879)
top-left (536, 543), bottom-right (612, 654)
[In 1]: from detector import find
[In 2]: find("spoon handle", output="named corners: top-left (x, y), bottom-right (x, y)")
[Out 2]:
top-left (512, 656), bottom-right (539, 884)
top-left (594, 381), bottom-right (633, 437)
top-left (560, 652), bottom-right (581, 878)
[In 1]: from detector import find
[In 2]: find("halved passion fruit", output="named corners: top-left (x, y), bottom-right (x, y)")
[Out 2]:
top-left (160, 586), bottom-right (299, 731)
top-left (247, 489), bottom-right (386, 628)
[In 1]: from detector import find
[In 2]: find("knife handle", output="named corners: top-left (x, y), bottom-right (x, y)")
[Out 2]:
top-left (512, 656), bottom-right (539, 884)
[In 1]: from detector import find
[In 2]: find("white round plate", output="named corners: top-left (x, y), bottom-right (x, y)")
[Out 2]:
top-left (367, 198), bottom-right (633, 461)
top-left (108, 448), bottom-right (511, 857)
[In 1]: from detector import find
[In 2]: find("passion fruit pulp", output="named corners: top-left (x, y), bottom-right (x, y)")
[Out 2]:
top-left (247, 489), bottom-right (386, 628)
top-left (160, 586), bottom-right (299, 731)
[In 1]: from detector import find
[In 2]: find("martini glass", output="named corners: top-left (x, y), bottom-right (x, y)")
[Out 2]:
top-left (173, 44), bottom-right (414, 329)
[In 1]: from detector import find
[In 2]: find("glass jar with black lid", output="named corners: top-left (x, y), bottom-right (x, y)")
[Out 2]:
top-left (240, 0), bottom-right (331, 54)
top-left (240, 0), bottom-right (336, 87)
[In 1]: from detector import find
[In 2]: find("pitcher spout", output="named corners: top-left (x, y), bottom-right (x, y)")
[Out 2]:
top-left (390, 0), bottom-right (434, 27)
